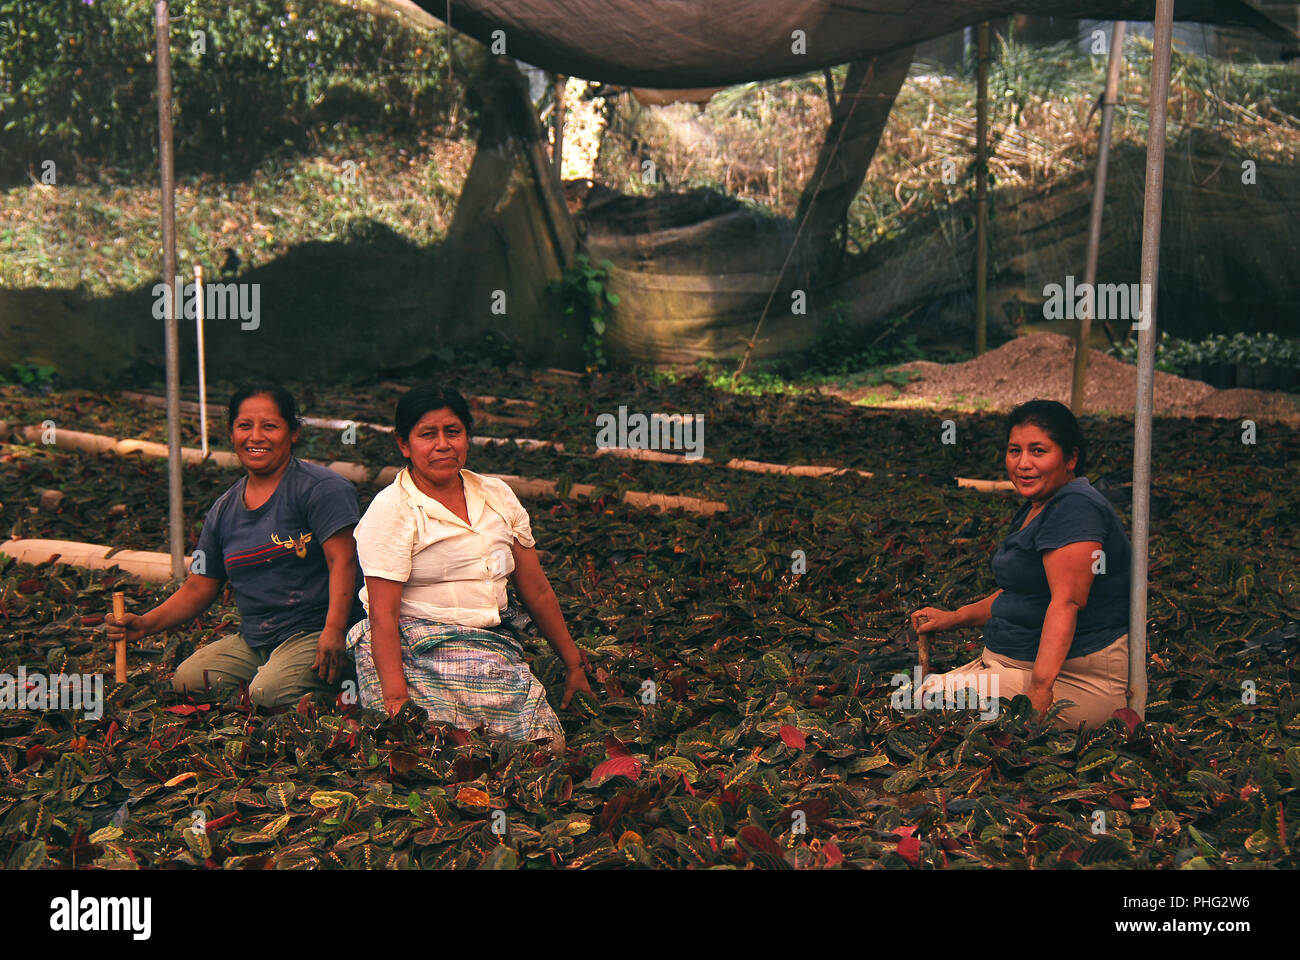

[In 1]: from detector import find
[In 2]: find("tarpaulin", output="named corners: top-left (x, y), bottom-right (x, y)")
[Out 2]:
top-left (418, 1), bottom-right (1297, 87)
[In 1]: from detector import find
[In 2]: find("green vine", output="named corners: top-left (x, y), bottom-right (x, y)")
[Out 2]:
top-left (550, 254), bottom-right (620, 372)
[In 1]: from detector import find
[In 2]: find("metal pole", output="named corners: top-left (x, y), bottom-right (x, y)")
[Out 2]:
top-left (1072, 21), bottom-right (1126, 415)
top-left (194, 264), bottom-right (208, 458)
top-left (1129, 1), bottom-right (1175, 719)
top-left (155, 1), bottom-right (184, 581)
top-left (974, 22), bottom-right (990, 355)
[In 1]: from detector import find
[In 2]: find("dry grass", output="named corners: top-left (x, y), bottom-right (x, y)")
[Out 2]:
top-left (594, 39), bottom-right (1300, 249)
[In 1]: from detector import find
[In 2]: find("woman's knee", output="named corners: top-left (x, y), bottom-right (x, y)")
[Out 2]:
top-left (173, 655), bottom-right (232, 695)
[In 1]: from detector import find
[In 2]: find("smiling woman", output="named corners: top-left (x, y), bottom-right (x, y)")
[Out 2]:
top-left (907, 400), bottom-right (1133, 730)
top-left (345, 382), bottom-right (592, 752)
top-left (105, 383), bottom-right (365, 707)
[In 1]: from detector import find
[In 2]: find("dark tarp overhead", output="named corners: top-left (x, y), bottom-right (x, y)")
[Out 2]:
top-left (420, 1), bottom-right (1297, 87)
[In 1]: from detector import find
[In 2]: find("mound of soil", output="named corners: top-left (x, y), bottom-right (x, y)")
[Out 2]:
top-left (848, 332), bottom-right (1299, 424)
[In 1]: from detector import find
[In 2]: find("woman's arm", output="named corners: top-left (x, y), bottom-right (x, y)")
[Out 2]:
top-left (509, 540), bottom-right (592, 708)
top-left (911, 589), bottom-right (1003, 634)
top-left (364, 575), bottom-right (409, 714)
top-left (312, 525), bottom-right (359, 685)
top-left (954, 589), bottom-right (1004, 629)
top-left (106, 574), bottom-right (223, 643)
top-left (1028, 540), bottom-right (1100, 712)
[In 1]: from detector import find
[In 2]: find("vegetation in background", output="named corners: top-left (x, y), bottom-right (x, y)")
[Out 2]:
top-left (0, 0), bottom-right (473, 180)
top-left (595, 34), bottom-right (1300, 258)
top-left (549, 254), bottom-right (621, 373)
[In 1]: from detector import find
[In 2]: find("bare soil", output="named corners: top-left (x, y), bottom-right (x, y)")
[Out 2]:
top-left (829, 333), bottom-right (1300, 425)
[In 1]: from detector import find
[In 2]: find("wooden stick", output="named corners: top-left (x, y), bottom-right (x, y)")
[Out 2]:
top-left (908, 618), bottom-right (931, 679)
top-left (112, 591), bottom-right (127, 683)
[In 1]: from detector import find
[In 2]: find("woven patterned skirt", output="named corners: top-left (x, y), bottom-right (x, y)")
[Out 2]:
top-left (346, 616), bottom-right (565, 751)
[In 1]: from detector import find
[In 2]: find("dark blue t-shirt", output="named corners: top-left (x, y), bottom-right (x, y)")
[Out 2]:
top-left (194, 458), bottom-right (364, 648)
top-left (983, 477), bottom-right (1130, 661)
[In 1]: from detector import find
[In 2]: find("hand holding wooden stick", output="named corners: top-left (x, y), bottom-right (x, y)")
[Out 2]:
top-left (112, 591), bottom-right (127, 683)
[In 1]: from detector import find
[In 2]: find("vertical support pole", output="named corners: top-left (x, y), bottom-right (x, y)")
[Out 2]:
top-left (112, 591), bottom-right (126, 683)
top-left (1072, 21), bottom-right (1127, 414)
top-left (155, 1), bottom-right (184, 581)
top-left (194, 264), bottom-right (208, 458)
top-left (974, 22), bottom-right (990, 355)
top-left (1129, 0), bottom-right (1175, 720)
top-left (552, 74), bottom-right (567, 180)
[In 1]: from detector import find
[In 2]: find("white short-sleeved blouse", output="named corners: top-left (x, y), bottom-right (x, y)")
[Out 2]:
top-left (353, 466), bottom-right (535, 628)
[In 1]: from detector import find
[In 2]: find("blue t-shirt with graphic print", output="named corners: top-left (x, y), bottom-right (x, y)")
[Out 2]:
top-left (983, 476), bottom-right (1131, 661)
top-left (193, 457), bottom-right (364, 648)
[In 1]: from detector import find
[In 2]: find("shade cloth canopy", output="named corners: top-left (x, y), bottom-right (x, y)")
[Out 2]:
top-left (421, 1), bottom-right (1296, 87)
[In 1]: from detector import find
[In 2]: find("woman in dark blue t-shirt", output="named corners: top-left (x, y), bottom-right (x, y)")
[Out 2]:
top-left (105, 384), bottom-right (364, 708)
top-left (910, 400), bottom-right (1132, 730)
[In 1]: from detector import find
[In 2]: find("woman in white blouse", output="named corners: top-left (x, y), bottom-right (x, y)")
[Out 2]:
top-left (346, 384), bottom-right (592, 751)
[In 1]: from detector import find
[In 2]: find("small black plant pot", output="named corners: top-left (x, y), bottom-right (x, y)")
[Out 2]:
top-left (1275, 366), bottom-right (1300, 393)
top-left (1207, 362), bottom-right (1235, 390)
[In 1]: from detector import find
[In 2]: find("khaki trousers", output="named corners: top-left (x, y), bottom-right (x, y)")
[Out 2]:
top-left (173, 631), bottom-right (337, 709)
top-left (919, 633), bottom-right (1133, 730)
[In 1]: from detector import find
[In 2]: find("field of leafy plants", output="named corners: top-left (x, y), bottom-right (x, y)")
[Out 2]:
top-left (1, 368), bottom-right (1297, 869)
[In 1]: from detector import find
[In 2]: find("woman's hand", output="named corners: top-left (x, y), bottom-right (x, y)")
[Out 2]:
top-left (910, 606), bottom-right (960, 634)
top-left (105, 611), bottom-right (149, 645)
top-left (384, 693), bottom-right (411, 717)
top-left (1025, 681), bottom-right (1054, 717)
top-left (560, 662), bottom-right (593, 709)
top-left (312, 626), bottom-right (349, 685)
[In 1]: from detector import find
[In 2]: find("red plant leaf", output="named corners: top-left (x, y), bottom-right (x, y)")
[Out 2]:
top-left (737, 825), bottom-right (784, 858)
top-left (445, 728), bottom-right (472, 747)
top-left (892, 827), bottom-right (920, 867)
top-left (822, 841), bottom-right (844, 867)
top-left (164, 704), bottom-right (210, 716)
top-left (604, 734), bottom-right (632, 758)
top-left (589, 754), bottom-right (641, 786)
top-left (779, 725), bottom-right (807, 750)
top-left (25, 744), bottom-right (50, 767)
top-left (80, 615), bottom-right (104, 626)
top-left (1112, 707), bottom-right (1142, 735)
top-left (17, 579), bottom-right (41, 594)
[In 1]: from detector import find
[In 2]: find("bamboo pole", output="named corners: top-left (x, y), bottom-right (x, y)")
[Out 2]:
top-left (194, 264), bottom-right (209, 457)
top-left (113, 591), bottom-right (127, 683)
top-left (155, 2), bottom-right (184, 581)
top-left (1072, 21), bottom-right (1126, 415)
top-left (1130, 2), bottom-right (1175, 721)
top-left (974, 21), bottom-right (990, 356)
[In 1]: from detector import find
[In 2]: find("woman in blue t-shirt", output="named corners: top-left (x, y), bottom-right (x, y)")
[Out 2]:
top-left (105, 384), bottom-right (364, 708)
top-left (909, 400), bottom-right (1132, 730)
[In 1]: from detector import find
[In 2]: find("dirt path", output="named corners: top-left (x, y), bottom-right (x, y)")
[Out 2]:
top-left (827, 333), bottom-right (1300, 425)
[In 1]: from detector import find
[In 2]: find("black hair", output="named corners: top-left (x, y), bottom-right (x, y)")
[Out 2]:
top-left (227, 383), bottom-right (303, 434)
top-left (1005, 399), bottom-right (1086, 474)
top-left (394, 383), bottom-right (474, 442)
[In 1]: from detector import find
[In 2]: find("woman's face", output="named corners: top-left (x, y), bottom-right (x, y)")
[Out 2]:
top-left (231, 393), bottom-right (299, 478)
top-left (397, 407), bottom-right (469, 489)
top-left (1005, 423), bottom-right (1076, 504)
